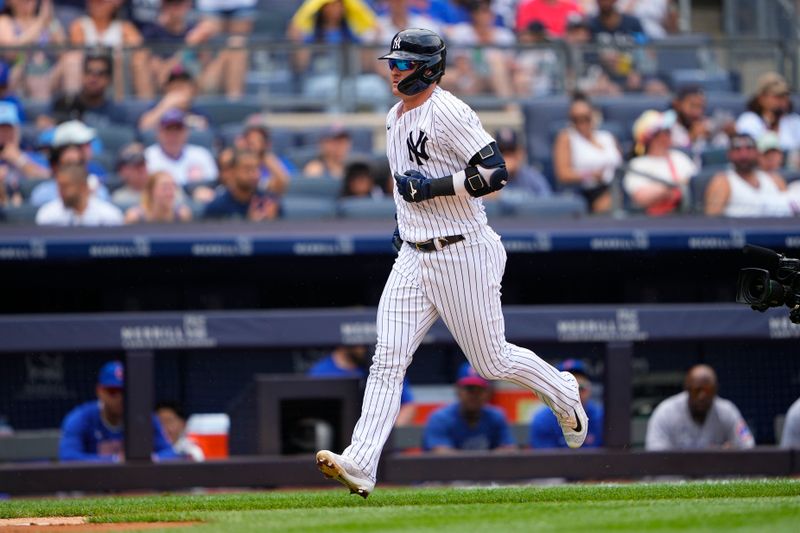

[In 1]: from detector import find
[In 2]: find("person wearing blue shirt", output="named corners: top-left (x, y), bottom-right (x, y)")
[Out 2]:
top-left (530, 359), bottom-right (604, 448)
top-left (309, 345), bottom-right (416, 425)
top-left (423, 364), bottom-right (516, 452)
top-left (59, 361), bottom-right (178, 462)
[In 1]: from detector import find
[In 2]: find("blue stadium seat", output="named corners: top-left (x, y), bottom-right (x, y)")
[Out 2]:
top-left (286, 177), bottom-right (342, 198)
top-left (337, 197), bottom-right (396, 219)
top-left (668, 69), bottom-right (735, 93)
top-left (704, 92), bottom-right (746, 119)
top-left (2, 203), bottom-right (39, 224)
top-left (482, 199), bottom-right (509, 218)
top-left (652, 33), bottom-right (712, 72)
top-left (522, 96), bottom-right (571, 162)
top-left (503, 193), bottom-right (587, 218)
top-left (700, 148), bottom-right (729, 167)
top-left (194, 99), bottom-right (262, 127)
top-left (219, 123), bottom-right (298, 154)
top-left (597, 96), bottom-right (671, 143)
top-left (300, 127), bottom-right (374, 154)
top-left (20, 100), bottom-right (51, 123)
top-left (119, 99), bottom-right (155, 125)
top-left (280, 196), bottom-right (337, 220)
top-left (96, 125), bottom-right (136, 155)
top-left (689, 166), bottom-right (726, 213)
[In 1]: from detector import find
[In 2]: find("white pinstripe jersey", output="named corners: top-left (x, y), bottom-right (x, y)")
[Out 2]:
top-left (387, 86), bottom-right (495, 243)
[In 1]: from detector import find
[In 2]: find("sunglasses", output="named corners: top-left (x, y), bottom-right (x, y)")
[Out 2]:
top-left (570, 114), bottom-right (592, 124)
top-left (84, 68), bottom-right (110, 77)
top-left (388, 59), bottom-right (418, 72)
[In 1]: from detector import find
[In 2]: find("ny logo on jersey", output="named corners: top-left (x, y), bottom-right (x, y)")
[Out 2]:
top-left (407, 130), bottom-right (430, 166)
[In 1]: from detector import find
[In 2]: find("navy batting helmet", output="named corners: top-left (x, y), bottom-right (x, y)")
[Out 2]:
top-left (379, 28), bottom-right (446, 96)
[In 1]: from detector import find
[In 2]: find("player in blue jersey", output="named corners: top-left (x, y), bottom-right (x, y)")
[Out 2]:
top-left (308, 345), bottom-right (416, 426)
top-left (423, 363), bottom-right (516, 452)
top-left (530, 359), bottom-right (604, 448)
top-left (59, 360), bottom-right (178, 462)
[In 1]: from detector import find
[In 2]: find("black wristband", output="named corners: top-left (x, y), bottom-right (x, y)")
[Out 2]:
top-left (430, 177), bottom-right (455, 197)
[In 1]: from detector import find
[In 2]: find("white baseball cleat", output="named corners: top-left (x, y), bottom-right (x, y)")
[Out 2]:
top-left (316, 450), bottom-right (374, 499)
top-left (557, 371), bottom-right (589, 449)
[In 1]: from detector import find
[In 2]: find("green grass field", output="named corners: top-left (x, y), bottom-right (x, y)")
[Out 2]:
top-left (2, 479), bottom-right (799, 532)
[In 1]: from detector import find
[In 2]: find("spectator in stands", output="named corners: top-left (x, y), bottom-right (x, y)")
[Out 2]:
top-left (564, 13), bottom-right (623, 97)
top-left (780, 397), bottom-right (800, 449)
top-left (30, 131), bottom-right (111, 207)
top-left (59, 361), bottom-right (178, 462)
top-left (287, 0), bottom-right (385, 107)
top-left (340, 159), bottom-right (384, 198)
top-left (0, 60), bottom-right (26, 122)
top-left (196, 0), bottom-right (257, 99)
top-left (51, 119), bottom-right (107, 179)
top-left (124, 170), bottom-right (192, 224)
top-left (757, 132), bottom-right (785, 175)
top-left (144, 109), bottom-right (217, 194)
top-left (516, 0), bottom-right (583, 39)
top-left (530, 359), bottom-right (603, 448)
top-left (669, 86), bottom-right (734, 160)
top-left (494, 127), bottom-right (552, 198)
top-left (624, 109), bottom-right (696, 215)
top-left (645, 364), bottom-right (755, 450)
top-left (365, 0), bottom-right (440, 47)
top-left (616, 0), bottom-right (675, 39)
top-left (308, 345), bottom-right (415, 426)
top-left (736, 72), bottom-right (800, 159)
top-left (589, 0), bottom-right (646, 44)
top-left (512, 21), bottom-right (559, 97)
top-left (203, 148), bottom-right (279, 221)
top-left (704, 133), bottom-right (793, 217)
top-left (36, 162), bottom-right (122, 225)
top-left (155, 401), bottom-right (205, 461)
top-left (49, 48), bottom-right (126, 127)
top-left (589, 0), bottom-right (669, 95)
top-left (423, 364), bottom-right (516, 453)
top-left (69, 0), bottom-right (152, 98)
top-left (111, 143), bottom-right (147, 207)
top-left (237, 117), bottom-right (292, 195)
top-left (0, 102), bottom-right (49, 203)
top-left (303, 124), bottom-right (353, 180)
top-left (443, 0), bottom-right (515, 99)
top-left (553, 94), bottom-right (622, 213)
top-left (141, 0), bottom-right (239, 97)
top-left (138, 65), bottom-right (209, 131)
top-left (0, 0), bottom-right (69, 101)
top-left (215, 146), bottom-right (235, 189)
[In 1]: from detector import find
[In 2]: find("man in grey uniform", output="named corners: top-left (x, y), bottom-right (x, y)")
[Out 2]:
top-left (645, 364), bottom-right (754, 450)
top-left (780, 397), bottom-right (800, 448)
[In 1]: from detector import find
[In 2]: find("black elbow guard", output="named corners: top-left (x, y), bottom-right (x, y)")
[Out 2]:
top-left (463, 142), bottom-right (508, 198)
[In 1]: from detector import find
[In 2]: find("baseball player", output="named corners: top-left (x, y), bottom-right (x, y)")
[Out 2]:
top-left (316, 28), bottom-right (588, 498)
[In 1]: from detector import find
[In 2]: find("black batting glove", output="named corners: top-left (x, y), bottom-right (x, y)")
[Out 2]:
top-left (394, 170), bottom-right (433, 203)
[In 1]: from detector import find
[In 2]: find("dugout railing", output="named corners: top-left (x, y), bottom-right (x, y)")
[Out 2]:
top-left (0, 303), bottom-right (798, 495)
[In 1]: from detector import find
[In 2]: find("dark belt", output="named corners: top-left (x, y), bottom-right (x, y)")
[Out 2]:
top-left (409, 235), bottom-right (465, 252)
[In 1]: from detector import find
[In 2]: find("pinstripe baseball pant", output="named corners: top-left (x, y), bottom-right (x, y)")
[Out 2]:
top-left (343, 227), bottom-right (581, 481)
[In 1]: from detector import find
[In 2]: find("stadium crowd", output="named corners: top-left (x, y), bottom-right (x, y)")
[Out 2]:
top-left (0, 0), bottom-right (798, 224)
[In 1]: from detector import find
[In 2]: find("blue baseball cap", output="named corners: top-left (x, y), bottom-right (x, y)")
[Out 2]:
top-left (98, 361), bottom-right (124, 388)
top-left (457, 362), bottom-right (490, 388)
top-left (558, 358), bottom-right (588, 377)
top-left (0, 101), bottom-right (19, 126)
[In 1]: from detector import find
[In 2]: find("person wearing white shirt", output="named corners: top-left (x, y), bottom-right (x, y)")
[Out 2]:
top-left (736, 72), bottom-right (800, 154)
top-left (625, 109), bottom-right (696, 215)
top-left (705, 133), bottom-right (793, 217)
top-left (36, 163), bottom-right (123, 226)
top-left (144, 108), bottom-right (218, 200)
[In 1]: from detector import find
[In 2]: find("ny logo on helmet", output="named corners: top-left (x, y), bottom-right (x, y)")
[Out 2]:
top-left (393, 36), bottom-right (401, 49)
top-left (407, 131), bottom-right (429, 166)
